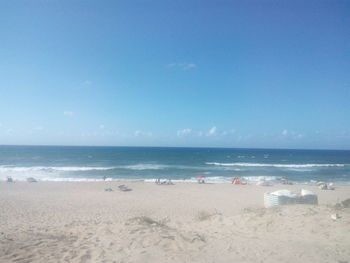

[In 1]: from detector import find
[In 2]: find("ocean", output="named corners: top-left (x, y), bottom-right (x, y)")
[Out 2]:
top-left (1, 145), bottom-right (350, 184)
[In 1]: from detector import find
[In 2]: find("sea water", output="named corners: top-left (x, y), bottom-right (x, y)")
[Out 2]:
top-left (0, 145), bottom-right (349, 184)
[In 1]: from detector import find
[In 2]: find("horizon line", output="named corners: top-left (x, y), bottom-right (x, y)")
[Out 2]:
top-left (0, 144), bottom-right (349, 152)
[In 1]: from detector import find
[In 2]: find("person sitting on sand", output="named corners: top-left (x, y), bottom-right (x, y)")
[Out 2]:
top-left (280, 177), bottom-right (293, 185)
top-left (166, 179), bottom-right (174, 185)
top-left (196, 175), bottom-right (205, 184)
top-left (6, 176), bottom-right (13, 183)
top-left (232, 177), bottom-right (247, 185)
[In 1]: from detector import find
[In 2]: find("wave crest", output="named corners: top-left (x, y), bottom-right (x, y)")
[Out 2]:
top-left (122, 164), bottom-right (168, 170)
top-left (0, 166), bottom-right (114, 172)
top-left (206, 162), bottom-right (346, 168)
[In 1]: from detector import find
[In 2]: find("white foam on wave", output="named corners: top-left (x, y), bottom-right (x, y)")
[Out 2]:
top-left (42, 178), bottom-right (107, 182)
top-left (53, 167), bottom-right (113, 171)
top-left (221, 167), bottom-right (244, 171)
top-left (0, 163), bottom-right (176, 172)
top-left (129, 164), bottom-right (211, 171)
top-left (2, 177), bottom-right (147, 182)
top-left (206, 162), bottom-right (346, 168)
top-left (115, 163), bottom-right (216, 171)
top-left (242, 176), bottom-right (277, 182)
top-left (0, 163), bottom-right (242, 174)
top-left (198, 176), bottom-right (232, 183)
top-left (148, 176), bottom-right (274, 184)
top-left (40, 177), bottom-right (145, 182)
top-left (0, 166), bottom-right (114, 172)
top-left (145, 177), bottom-right (232, 184)
top-left (286, 168), bottom-right (313, 172)
top-left (122, 164), bottom-right (169, 170)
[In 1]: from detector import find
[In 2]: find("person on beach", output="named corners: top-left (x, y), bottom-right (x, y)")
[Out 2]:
top-left (6, 176), bottom-right (13, 183)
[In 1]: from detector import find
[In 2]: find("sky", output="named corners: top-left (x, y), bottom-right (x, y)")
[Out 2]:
top-left (0, 0), bottom-right (349, 149)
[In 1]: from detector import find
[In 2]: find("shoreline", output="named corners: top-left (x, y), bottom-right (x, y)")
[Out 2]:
top-left (3, 178), bottom-right (350, 185)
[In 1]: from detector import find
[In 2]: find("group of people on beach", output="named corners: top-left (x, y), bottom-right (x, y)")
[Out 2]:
top-left (5, 175), bottom-right (336, 190)
top-left (155, 178), bottom-right (174, 185)
top-left (5, 176), bottom-right (37, 183)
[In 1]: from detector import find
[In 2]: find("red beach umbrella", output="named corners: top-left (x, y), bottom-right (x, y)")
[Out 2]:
top-left (196, 175), bottom-right (206, 184)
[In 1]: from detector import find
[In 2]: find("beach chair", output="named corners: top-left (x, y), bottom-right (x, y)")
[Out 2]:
top-left (317, 182), bottom-right (335, 190)
top-left (26, 177), bottom-right (37, 183)
top-left (165, 179), bottom-right (174, 185)
top-left (118, 184), bottom-right (132, 192)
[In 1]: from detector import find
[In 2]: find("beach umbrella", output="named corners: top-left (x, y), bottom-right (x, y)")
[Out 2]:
top-left (196, 175), bottom-right (206, 183)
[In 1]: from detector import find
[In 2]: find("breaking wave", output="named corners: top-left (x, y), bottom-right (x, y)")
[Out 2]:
top-left (206, 162), bottom-right (346, 168)
top-left (0, 166), bottom-right (114, 172)
top-left (122, 164), bottom-right (169, 170)
top-left (0, 164), bottom-right (173, 173)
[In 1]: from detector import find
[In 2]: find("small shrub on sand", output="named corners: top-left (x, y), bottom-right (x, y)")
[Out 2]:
top-left (341, 198), bottom-right (350, 208)
top-left (196, 210), bottom-right (220, 221)
top-left (333, 198), bottom-right (350, 210)
top-left (131, 216), bottom-right (168, 229)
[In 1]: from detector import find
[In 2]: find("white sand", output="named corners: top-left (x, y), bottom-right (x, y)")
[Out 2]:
top-left (1, 182), bottom-right (350, 263)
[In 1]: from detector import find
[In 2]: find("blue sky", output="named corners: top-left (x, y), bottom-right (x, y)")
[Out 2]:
top-left (0, 0), bottom-right (349, 149)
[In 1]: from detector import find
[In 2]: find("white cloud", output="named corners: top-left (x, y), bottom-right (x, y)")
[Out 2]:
top-left (177, 128), bottom-right (192, 137)
top-left (167, 62), bottom-right (197, 70)
top-left (182, 63), bottom-right (197, 70)
top-left (81, 132), bottom-right (98, 137)
top-left (134, 130), bottom-right (152, 137)
top-left (82, 80), bottom-right (92, 86)
top-left (63, 111), bottom-right (73, 116)
top-left (99, 124), bottom-right (105, 129)
top-left (81, 129), bottom-right (119, 137)
top-left (219, 129), bottom-right (236, 136)
top-left (208, 126), bottom-right (217, 136)
top-left (34, 126), bottom-right (44, 131)
top-left (282, 129), bottom-right (304, 139)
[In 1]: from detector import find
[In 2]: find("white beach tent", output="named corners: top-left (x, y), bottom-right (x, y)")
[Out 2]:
top-left (264, 189), bottom-right (318, 208)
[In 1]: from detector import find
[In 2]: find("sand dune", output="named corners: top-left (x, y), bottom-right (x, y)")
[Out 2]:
top-left (1, 182), bottom-right (349, 263)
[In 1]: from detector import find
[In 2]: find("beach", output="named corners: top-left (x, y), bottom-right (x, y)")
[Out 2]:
top-left (0, 181), bottom-right (349, 263)
top-left (2, 0), bottom-right (350, 261)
